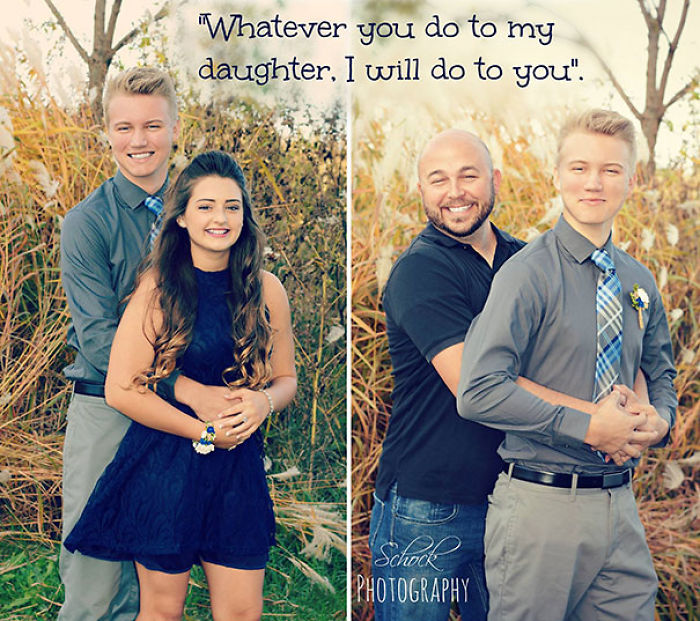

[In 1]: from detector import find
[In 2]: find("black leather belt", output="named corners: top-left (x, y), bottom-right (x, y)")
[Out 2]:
top-left (509, 465), bottom-right (632, 489)
top-left (73, 381), bottom-right (105, 398)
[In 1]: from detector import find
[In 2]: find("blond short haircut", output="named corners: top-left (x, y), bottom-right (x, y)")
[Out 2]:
top-left (103, 67), bottom-right (178, 125)
top-left (557, 109), bottom-right (636, 167)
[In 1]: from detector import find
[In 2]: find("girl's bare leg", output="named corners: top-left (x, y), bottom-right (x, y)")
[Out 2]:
top-left (134, 561), bottom-right (190, 621)
top-left (201, 560), bottom-right (265, 621)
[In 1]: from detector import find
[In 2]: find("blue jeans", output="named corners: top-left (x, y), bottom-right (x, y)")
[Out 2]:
top-left (365, 484), bottom-right (488, 621)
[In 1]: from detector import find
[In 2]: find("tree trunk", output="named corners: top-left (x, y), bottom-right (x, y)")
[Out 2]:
top-left (640, 114), bottom-right (659, 179)
top-left (559, 0), bottom-right (697, 176)
top-left (42, 0), bottom-right (172, 124)
top-left (88, 57), bottom-right (111, 122)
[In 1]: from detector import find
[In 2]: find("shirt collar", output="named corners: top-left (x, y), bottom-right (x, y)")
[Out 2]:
top-left (421, 222), bottom-right (462, 247)
top-left (553, 215), bottom-right (614, 264)
top-left (113, 169), bottom-right (167, 210)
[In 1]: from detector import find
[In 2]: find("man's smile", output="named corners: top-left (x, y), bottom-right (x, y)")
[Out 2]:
top-left (443, 201), bottom-right (477, 213)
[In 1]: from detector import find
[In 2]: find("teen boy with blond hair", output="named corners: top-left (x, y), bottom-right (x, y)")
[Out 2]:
top-left (59, 67), bottom-right (242, 620)
top-left (458, 109), bottom-right (676, 620)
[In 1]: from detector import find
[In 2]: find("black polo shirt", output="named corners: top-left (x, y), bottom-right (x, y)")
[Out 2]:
top-left (376, 222), bottom-right (525, 504)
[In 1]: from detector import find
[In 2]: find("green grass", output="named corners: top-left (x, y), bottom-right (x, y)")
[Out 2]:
top-left (0, 520), bottom-right (346, 620)
top-left (0, 540), bottom-right (62, 620)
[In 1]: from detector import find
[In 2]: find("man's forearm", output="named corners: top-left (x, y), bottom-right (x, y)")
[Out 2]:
top-left (173, 373), bottom-right (297, 422)
top-left (155, 370), bottom-right (181, 402)
top-left (516, 377), bottom-right (596, 415)
top-left (458, 367), bottom-right (592, 448)
top-left (517, 368), bottom-right (650, 416)
top-left (173, 374), bottom-right (202, 408)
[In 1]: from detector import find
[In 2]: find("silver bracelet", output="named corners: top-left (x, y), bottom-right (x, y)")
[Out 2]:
top-left (260, 389), bottom-right (274, 417)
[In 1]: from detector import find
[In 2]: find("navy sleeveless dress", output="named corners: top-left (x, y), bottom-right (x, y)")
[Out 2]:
top-left (65, 268), bottom-right (275, 572)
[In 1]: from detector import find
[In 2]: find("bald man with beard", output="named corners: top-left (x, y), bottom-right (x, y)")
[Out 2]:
top-left (368, 130), bottom-right (524, 621)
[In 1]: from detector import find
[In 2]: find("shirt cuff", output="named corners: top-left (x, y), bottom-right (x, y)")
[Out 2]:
top-left (652, 406), bottom-right (674, 448)
top-left (552, 406), bottom-right (591, 448)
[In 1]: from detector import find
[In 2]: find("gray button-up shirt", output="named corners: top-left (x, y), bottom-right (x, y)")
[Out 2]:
top-left (457, 216), bottom-right (677, 474)
top-left (61, 170), bottom-right (164, 383)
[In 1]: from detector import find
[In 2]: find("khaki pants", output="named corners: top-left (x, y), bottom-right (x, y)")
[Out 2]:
top-left (485, 471), bottom-right (657, 621)
top-left (58, 393), bottom-right (139, 621)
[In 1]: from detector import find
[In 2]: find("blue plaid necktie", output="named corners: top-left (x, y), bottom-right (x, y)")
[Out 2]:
top-left (144, 195), bottom-right (164, 250)
top-left (590, 249), bottom-right (623, 401)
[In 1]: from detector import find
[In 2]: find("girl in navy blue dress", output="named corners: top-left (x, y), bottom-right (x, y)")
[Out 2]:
top-left (66, 151), bottom-right (297, 620)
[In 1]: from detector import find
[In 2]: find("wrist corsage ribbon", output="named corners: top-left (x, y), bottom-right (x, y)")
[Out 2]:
top-left (193, 422), bottom-right (216, 454)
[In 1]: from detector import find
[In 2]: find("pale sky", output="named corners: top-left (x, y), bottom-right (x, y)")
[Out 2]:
top-left (3, 0), bottom-right (699, 165)
top-left (349, 0), bottom-right (700, 168)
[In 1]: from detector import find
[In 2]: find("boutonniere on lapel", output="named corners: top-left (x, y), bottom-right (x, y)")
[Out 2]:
top-left (629, 284), bottom-right (650, 329)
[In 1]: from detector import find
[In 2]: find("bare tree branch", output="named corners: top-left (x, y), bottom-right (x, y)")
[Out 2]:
top-left (106, 0), bottom-right (124, 45)
top-left (663, 73), bottom-right (699, 113)
top-left (570, 33), bottom-right (643, 121)
top-left (94, 0), bottom-right (106, 52)
top-left (42, 0), bottom-right (89, 64)
top-left (657, 0), bottom-right (667, 23)
top-left (635, 0), bottom-right (654, 26)
top-left (40, 0), bottom-right (186, 117)
top-left (111, 4), bottom-right (170, 55)
top-left (643, 6), bottom-right (659, 100)
top-left (658, 0), bottom-right (691, 101)
top-left (535, 0), bottom-right (697, 175)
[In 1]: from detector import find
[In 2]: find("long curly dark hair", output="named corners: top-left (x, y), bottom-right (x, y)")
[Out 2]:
top-left (134, 150), bottom-right (272, 390)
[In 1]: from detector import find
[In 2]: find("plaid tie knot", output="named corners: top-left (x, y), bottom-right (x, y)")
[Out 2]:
top-left (591, 247), bottom-right (617, 276)
top-left (144, 195), bottom-right (163, 216)
top-left (144, 195), bottom-right (164, 250)
top-left (591, 248), bottom-right (622, 307)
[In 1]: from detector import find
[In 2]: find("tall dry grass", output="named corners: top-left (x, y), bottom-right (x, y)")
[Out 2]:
top-left (352, 116), bottom-right (700, 620)
top-left (0, 47), bottom-right (347, 599)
